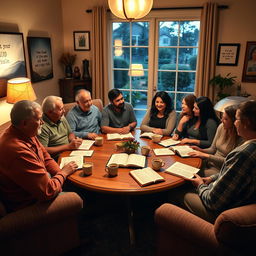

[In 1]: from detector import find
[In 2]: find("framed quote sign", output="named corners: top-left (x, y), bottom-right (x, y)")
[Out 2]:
top-left (216, 43), bottom-right (240, 66)
top-left (242, 41), bottom-right (256, 82)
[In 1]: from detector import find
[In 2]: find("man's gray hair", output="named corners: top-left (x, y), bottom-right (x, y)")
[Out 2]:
top-left (42, 96), bottom-right (62, 113)
top-left (11, 100), bottom-right (41, 126)
top-left (75, 89), bottom-right (91, 102)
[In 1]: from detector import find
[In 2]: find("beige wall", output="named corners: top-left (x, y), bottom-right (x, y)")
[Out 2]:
top-left (62, 0), bottom-right (256, 96)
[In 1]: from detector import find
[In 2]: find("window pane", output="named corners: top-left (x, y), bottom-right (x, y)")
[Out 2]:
top-left (135, 110), bottom-right (146, 126)
top-left (122, 90), bottom-right (131, 103)
top-left (158, 71), bottom-right (175, 91)
top-left (179, 21), bottom-right (200, 46)
top-left (159, 21), bottom-right (179, 46)
top-left (132, 71), bottom-right (148, 90)
top-left (113, 54), bottom-right (130, 68)
top-left (112, 22), bottom-right (130, 46)
top-left (178, 48), bottom-right (198, 71)
top-left (176, 93), bottom-right (190, 111)
top-left (132, 47), bottom-right (148, 67)
top-left (113, 70), bottom-right (129, 89)
top-left (132, 91), bottom-right (147, 109)
top-left (177, 72), bottom-right (195, 92)
top-left (158, 48), bottom-right (177, 69)
top-left (132, 22), bottom-right (149, 46)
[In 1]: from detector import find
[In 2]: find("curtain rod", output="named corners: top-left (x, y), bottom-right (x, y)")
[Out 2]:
top-left (86, 5), bottom-right (228, 13)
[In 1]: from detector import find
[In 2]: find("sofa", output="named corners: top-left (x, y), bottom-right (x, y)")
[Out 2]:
top-left (155, 203), bottom-right (256, 256)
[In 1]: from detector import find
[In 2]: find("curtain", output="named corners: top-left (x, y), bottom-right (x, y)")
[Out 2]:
top-left (195, 3), bottom-right (218, 101)
top-left (92, 6), bottom-right (109, 105)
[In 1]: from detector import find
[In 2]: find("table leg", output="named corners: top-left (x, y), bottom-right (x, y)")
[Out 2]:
top-left (125, 195), bottom-right (135, 246)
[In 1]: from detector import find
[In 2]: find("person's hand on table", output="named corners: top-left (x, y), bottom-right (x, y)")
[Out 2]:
top-left (190, 145), bottom-right (202, 151)
top-left (171, 134), bottom-right (179, 140)
top-left (120, 126), bottom-right (130, 134)
top-left (69, 137), bottom-right (82, 150)
top-left (188, 150), bottom-right (209, 159)
top-left (152, 128), bottom-right (163, 135)
top-left (61, 161), bottom-right (78, 176)
top-left (188, 173), bottom-right (204, 188)
top-left (87, 133), bottom-right (98, 140)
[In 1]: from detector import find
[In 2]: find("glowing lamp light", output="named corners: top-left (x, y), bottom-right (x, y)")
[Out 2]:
top-left (108, 0), bottom-right (153, 21)
top-left (114, 39), bottom-right (123, 56)
top-left (7, 77), bottom-right (37, 104)
top-left (128, 64), bottom-right (144, 77)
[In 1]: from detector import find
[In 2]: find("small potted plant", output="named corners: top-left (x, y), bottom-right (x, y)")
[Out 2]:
top-left (121, 140), bottom-right (140, 154)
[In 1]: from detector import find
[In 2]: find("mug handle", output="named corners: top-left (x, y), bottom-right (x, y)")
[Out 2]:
top-left (161, 161), bottom-right (165, 167)
top-left (105, 166), bottom-right (110, 174)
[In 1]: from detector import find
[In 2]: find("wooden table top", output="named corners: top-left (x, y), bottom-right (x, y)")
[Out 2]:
top-left (60, 130), bottom-right (201, 195)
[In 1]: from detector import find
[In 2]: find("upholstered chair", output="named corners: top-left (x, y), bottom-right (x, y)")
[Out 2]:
top-left (155, 203), bottom-right (256, 256)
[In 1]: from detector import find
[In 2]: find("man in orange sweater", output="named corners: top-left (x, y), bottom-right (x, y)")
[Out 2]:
top-left (0, 100), bottom-right (78, 212)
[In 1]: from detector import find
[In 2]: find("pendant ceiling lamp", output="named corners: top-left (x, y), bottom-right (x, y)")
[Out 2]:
top-left (108, 0), bottom-right (153, 21)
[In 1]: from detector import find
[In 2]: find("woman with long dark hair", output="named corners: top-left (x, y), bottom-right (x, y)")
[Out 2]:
top-left (140, 91), bottom-right (176, 135)
top-left (189, 105), bottom-right (243, 176)
top-left (175, 96), bottom-right (219, 148)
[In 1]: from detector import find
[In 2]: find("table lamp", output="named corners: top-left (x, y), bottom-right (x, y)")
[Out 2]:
top-left (7, 77), bottom-right (37, 104)
top-left (214, 96), bottom-right (248, 113)
top-left (128, 64), bottom-right (144, 77)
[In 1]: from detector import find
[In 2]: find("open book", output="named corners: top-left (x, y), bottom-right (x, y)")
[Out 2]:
top-left (59, 155), bottom-right (83, 169)
top-left (165, 161), bottom-right (200, 179)
top-left (153, 148), bottom-right (175, 156)
top-left (107, 133), bottom-right (134, 141)
top-left (140, 132), bottom-right (163, 140)
top-left (78, 140), bottom-right (95, 150)
top-left (107, 153), bottom-right (146, 168)
top-left (70, 150), bottom-right (94, 157)
top-left (130, 167), bottom-right (165, 187)
top-left (159, 138), bottom-right (181, 147)
top-left (169, 145), bottom-right (195, 157)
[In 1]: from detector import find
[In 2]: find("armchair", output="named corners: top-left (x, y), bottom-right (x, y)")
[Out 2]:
top-left (155, 203), bottom-right (256, 256)
top-left (0, 192), bottom-right (83, 256)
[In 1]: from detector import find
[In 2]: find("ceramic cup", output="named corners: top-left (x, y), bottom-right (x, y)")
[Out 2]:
top-left (94, 136), bottom-right (103, 146)
top-left (151, 158), bottom-right (165, 171)
top-left (83, 162), bottom-right (93, 176)
top-left (152, 134), bottom-right (162, 143)
top-left (105, 163), bottom-right (119, 177)
top-left (141, 146), bottom-right (150, 156)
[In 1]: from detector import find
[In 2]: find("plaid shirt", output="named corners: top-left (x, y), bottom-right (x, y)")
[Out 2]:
top-left (198, 140), bottom-right (256, 213)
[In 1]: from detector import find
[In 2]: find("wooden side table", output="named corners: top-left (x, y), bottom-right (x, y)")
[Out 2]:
top-left (59, 78), bottom-right (92, 103)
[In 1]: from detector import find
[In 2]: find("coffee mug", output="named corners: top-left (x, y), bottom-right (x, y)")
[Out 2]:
top-left (105, 163), bottom-right (119, 177)
top-left (83, 162), bottom-right (93, 176)
top-left (94, 136), bottom-right (103, 146)
top-left (115, 142), bottom-right (124, 151)
top-left (141, 146), bottom-right (150, 156)
top-left (151, 158), bottom-right (165, 171)
top-left (152, 134), bottom-right (162, 143)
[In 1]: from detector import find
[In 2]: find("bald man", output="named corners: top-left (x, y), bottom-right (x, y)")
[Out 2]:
top-left (66, 89), bottom-right (102, 140)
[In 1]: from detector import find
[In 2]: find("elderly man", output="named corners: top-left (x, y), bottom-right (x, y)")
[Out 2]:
top-left (101, 89), bottom-right (137, 134)
top-left (0, 100), bottom-right (78, 212)
top-left (66, 89), bottom-right (101, 140)
top-left (38, 96), bottom-right (82, 160)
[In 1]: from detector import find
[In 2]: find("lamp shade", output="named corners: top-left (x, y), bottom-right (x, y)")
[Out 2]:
top-left (114, 39), bottom-right (123, 56)
top-left (7, 77), bottom-right (37, 104)
top-left (128, 64), bottom-right (144, 77)
top-left (214, 96), bottom-right (248, 113)
top-left (108, 0), bottom-right (153, 21)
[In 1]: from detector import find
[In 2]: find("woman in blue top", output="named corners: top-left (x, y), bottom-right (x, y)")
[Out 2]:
top-left (175, 96), bottom-right (219, 148)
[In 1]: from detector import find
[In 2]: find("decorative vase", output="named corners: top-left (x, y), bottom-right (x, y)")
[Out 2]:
top-left (82, 59), bottom-right (91, 80)
top-left (73, 66), bottom-right (81, 79)
top-left (65, 65), bottom-right (73, 78)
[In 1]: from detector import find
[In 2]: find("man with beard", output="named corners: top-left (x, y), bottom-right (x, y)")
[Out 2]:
top-left (0, 100), bottom-right (78, 212)
top-left (101, 89), bottom-right (137, 134)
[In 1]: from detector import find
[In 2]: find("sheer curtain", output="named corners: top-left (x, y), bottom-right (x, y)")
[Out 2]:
top-left (92, 6), bottom-right (109, 105)
top-left (195, 2), bottom-right (219, 101)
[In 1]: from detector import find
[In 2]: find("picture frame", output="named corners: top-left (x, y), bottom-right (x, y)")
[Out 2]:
top-left (73, 31), bottom-right (90, 51)
top-left (216, 43), bottom-right (240, 66)
top-left (27, 37), bottom-right (53, 83)
top-left (242, 41), bottom-right (256, 83)
top-left (0, 32), bottom-right (27, 97)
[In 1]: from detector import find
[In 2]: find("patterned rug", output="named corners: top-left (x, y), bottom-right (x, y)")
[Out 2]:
top-left (63, 187), bottom-right (168, 256)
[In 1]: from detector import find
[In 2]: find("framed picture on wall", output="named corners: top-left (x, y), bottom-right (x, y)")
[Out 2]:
top-left (242, 41), bottom-right (256, 82)
top-left (0, 32), bottom-right (27, 97)
top-left (73, 31), bottom-right (90, 51)
top-left (216, 43), bottom-right (240, 66)
top-left (27, 37), bottom-right (53, 83)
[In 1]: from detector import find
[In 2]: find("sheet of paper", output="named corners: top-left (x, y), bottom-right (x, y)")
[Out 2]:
top-left (153, 148), bottom-right (175, 156)
top-left (70, 150), bottom-right (94, 157)
top-left (59, 155), bottom-right (84, 169)
top-left (78, 140), bottom-right (95, 150)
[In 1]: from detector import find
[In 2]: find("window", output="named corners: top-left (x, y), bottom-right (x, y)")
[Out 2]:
top-left (110, 13), bottom-right (200, 125)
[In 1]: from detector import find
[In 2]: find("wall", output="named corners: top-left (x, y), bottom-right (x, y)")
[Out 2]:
top-left (61, 0), bottom-right (256, 96)
top-left (0, 0), bottom-right (64, 125)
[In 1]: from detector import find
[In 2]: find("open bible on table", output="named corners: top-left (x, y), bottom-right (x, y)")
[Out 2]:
top-left (107, 133), bottom-right (134, 140)
top-left (107, 153), bottom-right (146, 168)
top-left (158, 138), bottom-right (181, 147)
top-left (169, 145), bottom-right (195, 157)
top-left (165, 161), bottom-right (200, 179)
top-left (140, 132), bottom-right (163, 139)
top-left (59, 155), bottom-right (84, 169)
top-left (130, 167), bottom-right (165, 187)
